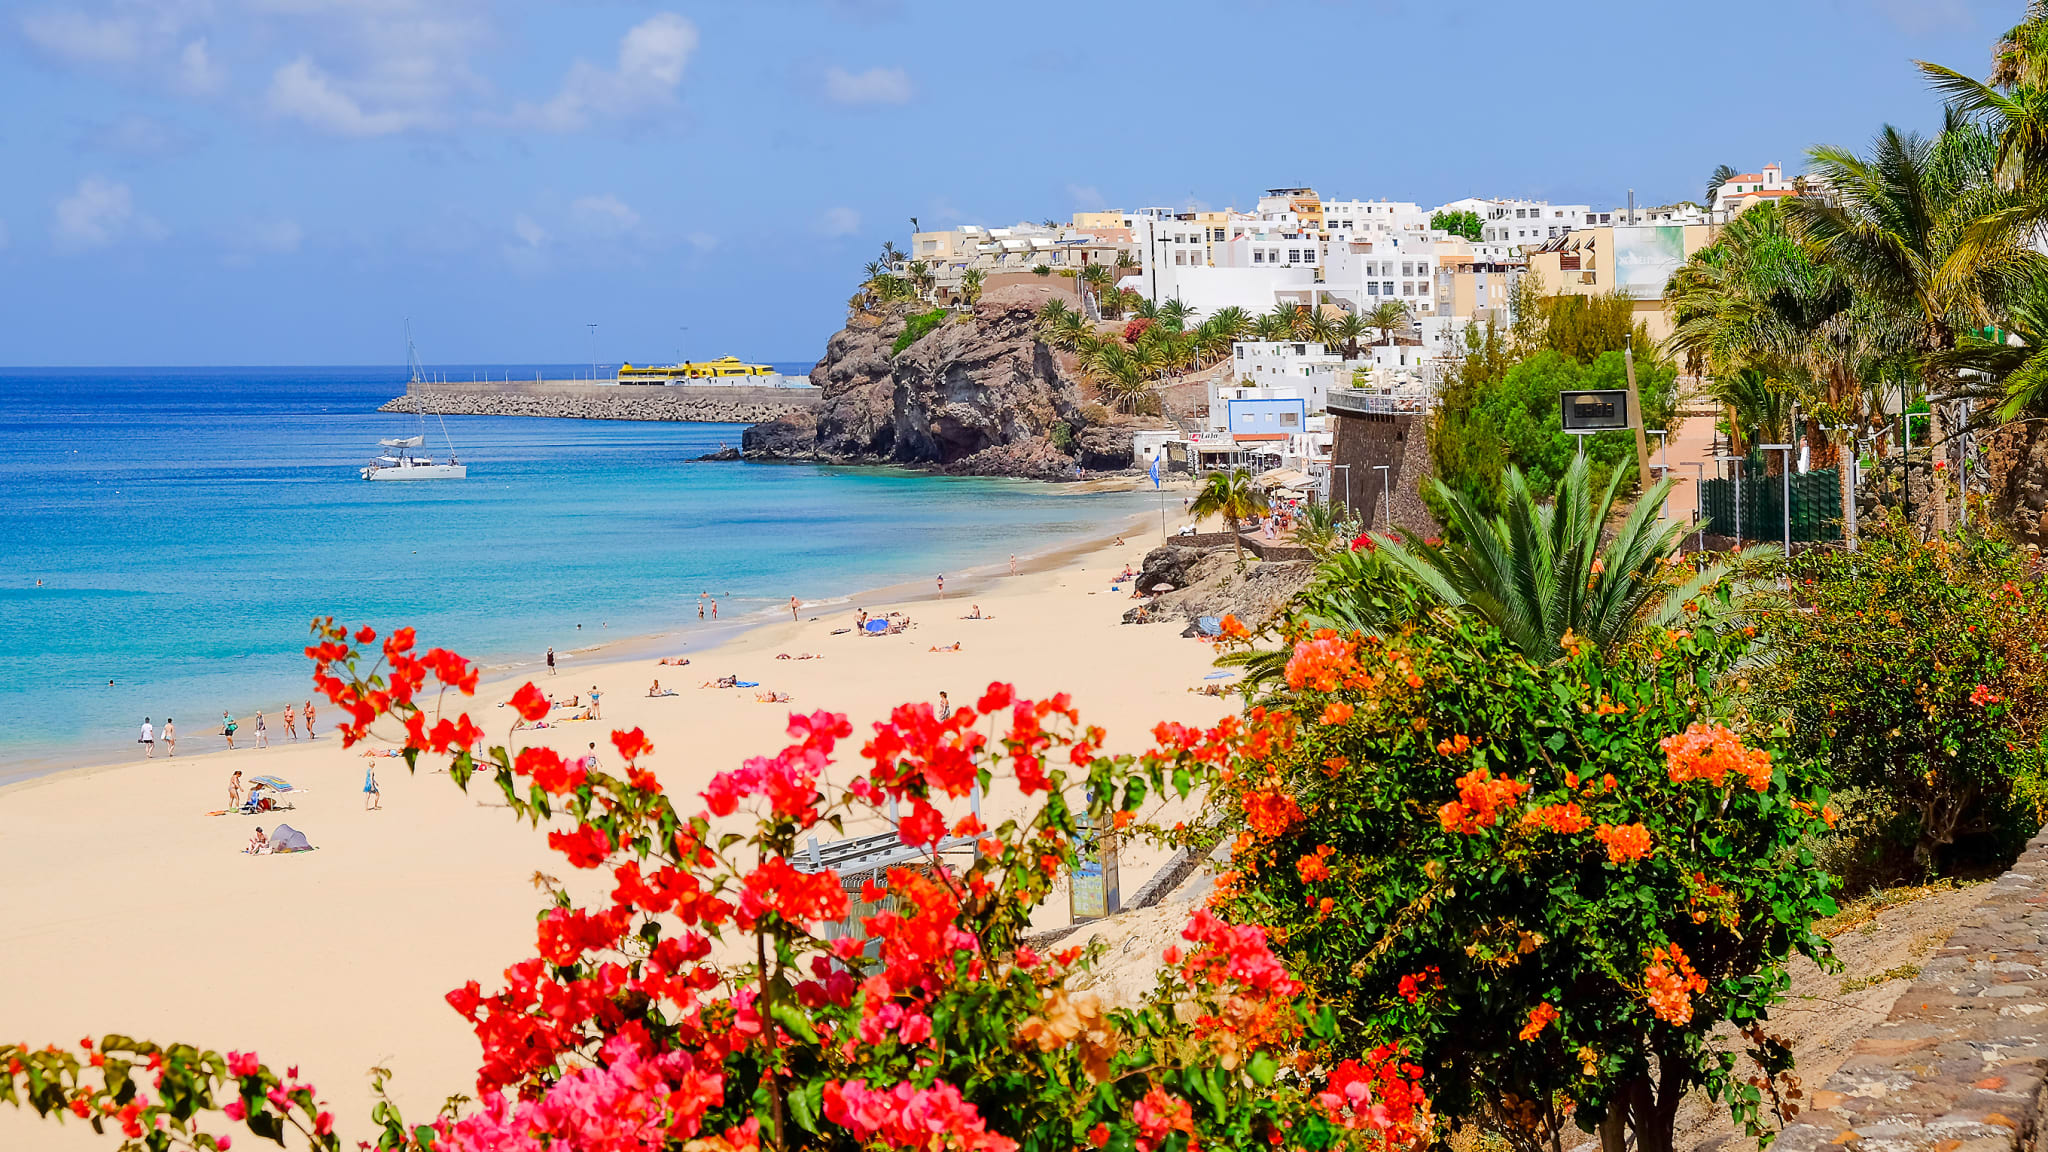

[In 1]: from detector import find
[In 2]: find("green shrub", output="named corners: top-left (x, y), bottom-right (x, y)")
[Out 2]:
top-left (890, 307), bottom-right (948, 356)
top-left (1200, 596), bottom-right (1836, 1152)
top-left (1048, 421), bottom-right (1075, 453)
top-left (1031, 264), bottom-right (1052, 276)
top-left (1078, 402), bottom-right (1111, 426)
top-left (1755, 516), bottom-right (2048, 877)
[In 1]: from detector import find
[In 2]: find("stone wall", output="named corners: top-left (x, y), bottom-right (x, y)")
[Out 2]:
top-left (382, 380), bottom-right (821, 424)
top-left (1774, 827), bottom-right (2048, 1152)
top-left (1328, 408), bottom-right (1440, 536)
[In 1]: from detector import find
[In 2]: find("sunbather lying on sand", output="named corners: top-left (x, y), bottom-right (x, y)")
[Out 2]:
top-left (929, 642), bottom-right (962, 652)
top-left (754, 691), bottom-right (792, 703)
top-left (702, 675), bottom-right (740, 689)
top-left (657, 657), bottom-right (691, 666)
top-left (648, 680), bottom-right (678, 697)
top-left (961, 605), bottom-right (991, 620)
top-left (774, 653), bottom-right (822, 660)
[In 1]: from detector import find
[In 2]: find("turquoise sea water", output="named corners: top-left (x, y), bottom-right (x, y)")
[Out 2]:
top-left (0, 368), bottom-right (1154, 778)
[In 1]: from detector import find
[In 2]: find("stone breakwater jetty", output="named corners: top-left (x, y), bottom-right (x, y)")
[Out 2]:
top-left (380, 378), bottom-right (822, 424)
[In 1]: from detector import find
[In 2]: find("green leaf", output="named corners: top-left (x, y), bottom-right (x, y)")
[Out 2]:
top-left (768, 1000), bottom-right (820, 1045)
top-left (1248, 1051), bottom-right (1278, 1086)
top-left (786, 1079), bottom-right (824, 1134)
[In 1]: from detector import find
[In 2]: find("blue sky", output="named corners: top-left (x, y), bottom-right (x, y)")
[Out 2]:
top-left (0, 0), bottom-right (2026, 367)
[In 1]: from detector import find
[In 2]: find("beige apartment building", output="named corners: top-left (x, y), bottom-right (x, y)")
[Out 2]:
top-left (1525, 224), bottom-right (1718, 343)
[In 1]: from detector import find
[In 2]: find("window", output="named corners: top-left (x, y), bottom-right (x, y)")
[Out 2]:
top-left (1254, 250), bottom-right (1265, 264)
top-left (1401, 262), bottom-right (1413, 276)
top-left (1288, 249), bottom-right (1300, 263)
top-left (1383, 282), bottom-right (1395, 295)
top-left (1281, 411), bottom-right (1300, 427)
top-left (1368, 282), bottom-right (1380, 295)
top-left (1585, 213), bottom-right (1596, 224)
top-left (1235, 345), bottom-right (1245, 358)
top-left (1600, 213), bottom-right (1611, 223)
top-left (1402, 282), bottom-right (1413, 296)
top-left (1174, 251), bottom-right (1185, 265)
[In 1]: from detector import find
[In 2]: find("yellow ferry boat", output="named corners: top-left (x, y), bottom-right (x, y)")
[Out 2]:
top-left (617, 357), bottom-right (777, 382)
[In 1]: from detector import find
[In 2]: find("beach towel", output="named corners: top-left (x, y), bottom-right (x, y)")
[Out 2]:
top-left (735, 680), bottom-right (760, 688)
top-left (1195, 616), bottom-right (1223, 637)
top-left (1204, 671), bottom-right (1235, 680)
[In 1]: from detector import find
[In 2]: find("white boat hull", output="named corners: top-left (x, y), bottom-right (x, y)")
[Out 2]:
top-left (362, 462), bottom-right (467, 481)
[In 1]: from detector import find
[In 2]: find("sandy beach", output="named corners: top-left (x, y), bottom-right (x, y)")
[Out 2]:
top-left (0, 527), bottom-right (1234, 1149)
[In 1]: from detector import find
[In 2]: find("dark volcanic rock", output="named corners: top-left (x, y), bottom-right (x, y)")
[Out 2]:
top-left (741, 410), bottom-right (818, 459)
top-left (1136, 546), bottom-right (1204, 593)
top-left (747, 293), bottom-right (1087, 472)
top-left (695, 446), bottom-right (742, 461)
top-left (1077, 424), bottom-right (1137, 471)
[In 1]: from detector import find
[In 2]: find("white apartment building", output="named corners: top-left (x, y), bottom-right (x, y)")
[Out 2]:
top-left (1712, 164), bottom-right (1796, 215)
top-left (1140, 218), bottom-right (1439, 318)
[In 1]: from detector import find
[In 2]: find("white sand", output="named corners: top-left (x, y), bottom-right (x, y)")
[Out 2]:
top-left (0, 533), bottom-right (1234, 1149)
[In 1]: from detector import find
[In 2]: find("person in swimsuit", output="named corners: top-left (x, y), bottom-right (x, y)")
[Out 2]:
top-left (790, 596), bottom-right (800, 621)
top-left (364, 763), bottom-right (381, 810)
top-left (255, 710), bottom-right (268, 748)
top-left (546, 647), bottom-right (556, 676)
top-left (283, 703), bottom-right (298, 740)
top-left (303, 700), bottom-right (315, 738)
top-left (247, 827), bottom-right (268, 854)
top-left (589, 686), bottom-right (602, 720)
top-left (229, 770), bottom-right (243, 811)
top-left (163, 718), bottom-right (176, 757)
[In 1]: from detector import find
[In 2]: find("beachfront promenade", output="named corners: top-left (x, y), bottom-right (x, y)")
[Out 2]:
top-left (382, 377), bottom-right (822, 423)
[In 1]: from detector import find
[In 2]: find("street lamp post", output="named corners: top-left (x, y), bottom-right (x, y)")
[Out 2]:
top-left (1648, 429), bottom-right (1669, 519)
top-left (1681, 462), bottom-right (1706, 552)
top-left (1761, 444), bottom-right (1795, 558)
top-left (1373, 464), bottom-right (1391, 531)
top-left (587, 323), bottom-right (599, 382)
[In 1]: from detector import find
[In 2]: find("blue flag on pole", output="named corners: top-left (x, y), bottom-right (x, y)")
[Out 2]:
top-left (1149, 455), bottom-right (1160, 489)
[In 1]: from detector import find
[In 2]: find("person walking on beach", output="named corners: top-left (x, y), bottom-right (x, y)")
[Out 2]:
top-left (546, 647), bottom-right (557, 676)
top-left (221, 711), bottom-right (237, 750)
top-left (1009, 554), bottom-right (1017, 576)
top-left (589, 686), bottom-right (603, 721)
top-left (163, 717), bottom-right (176, 757)
top-left (302, 700), bottom-right (315, 739)
top-left (790, 596), bottom-right (800, 621)
top-left (139, 717), bottom-right (155, 759)
top-left (711, 598), bottom-right (719, 620)
top-left (283, 703), bottom-right (298, 741)
top-left (228, 770), bottom-right (243, 811)
top-left (255, 710), bottom-right (268, 748)
top-left (936, 691), bottom-right (952, 720)
top-left (936, 574), bottom-right (945, 599)
top-left (364, 762), bottom-right (381, 810)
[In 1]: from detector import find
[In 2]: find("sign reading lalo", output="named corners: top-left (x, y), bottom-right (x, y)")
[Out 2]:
top-left (1560, 389), bottom-right (1632, 432)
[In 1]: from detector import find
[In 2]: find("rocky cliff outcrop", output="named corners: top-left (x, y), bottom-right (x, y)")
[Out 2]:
top-left (746, 286), bottom-right (1124, 478)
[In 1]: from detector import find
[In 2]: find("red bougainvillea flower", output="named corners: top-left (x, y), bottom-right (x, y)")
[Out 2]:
top-left (1593, 822), bottom-right (1652, 864)
top-left (509, 682), bottom-right (550, 722)
top-left (1518, 1002), bottom-right (1559, 1041)
top-left (1522, 802), bottom-right (1591, 834)
top-left (1645, 943), bottom-right (1707, 1025)
top-left (1316, 1049), bottom-right (1427, 1135)
top-left (1970, 683), bottom-right (2003, 707)
top-left (824, 1079), bottom-right (1017, 1152)
top-left (1396, 966), bottom-right (1439, 1004)
top-left (1131, 1085), bottom-right (1194, 1152)
top-left (1295, 844), bottom-right (1335, 883)
top-left (1660, 723), bottom-right (1772, 791)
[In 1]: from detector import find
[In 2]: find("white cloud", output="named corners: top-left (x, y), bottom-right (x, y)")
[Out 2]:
top-left (569, 194), bottom-right (640, 237)
top-left (176, 38), bottom-right (224, 95)
top-left (20, 9), bottom-right (145, 64)
top-left (824, 65), bottom-right (911, 106)
top-left (52, 177), bottom-right (163, 250)
top-left (512, 214), bottom-right (548, 249)
top-left (92, 114), bottom-right (199, 159)
top-left (820, 206), bottom-right (861, 238)
top-left (268, 56), bottom-right (422, 136)
top-left (524, 12), bottom-right (696, 132)
top-left (686, 231), bottom-right (718, 252)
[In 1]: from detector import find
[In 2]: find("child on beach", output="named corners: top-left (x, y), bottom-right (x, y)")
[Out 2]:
top-left (163, 718), bottom-right (175, 757)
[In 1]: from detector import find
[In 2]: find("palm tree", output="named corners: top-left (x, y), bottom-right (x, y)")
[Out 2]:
top-left (1157, 297), bottom-right (1195, 333)
top-left (1304, 308), bottom-right (1339, 347)
top-left (1130, 296), bottom-right (1162, 322)
top-left (1190, 467), bottom-right (1271, 563)
top-left (1191, 318), bottom-right (1233, 367)
top-left (1331, 313), bottom-right (1369, 360)
top-left (1366, 299), bottom-right (1411, 344)
top-left (959, 268), bottom-right (985, 305)
top-left (1036, 298), bottom-right (1073, 334)
top-left (906, 260), bottom-right (935, 300)
top-left (1115, 250), bottom-right (1137, 269)
top-left (1373, 455), bottom-right (1746, 662)
top-left (880, 241), bottom-right (906, 266)
top-left (1079, 263), bottom-right (1113, 312)
top-left (1787, 119), bottom-right (2033, 531)
top-left (1210, 306), bottom-right (1254, 341)
top-left (1264, 302), bottom-right (1306, 340)
top-left (1704, 163), bottom-right (1739, 208)
top-left (1930, 272), bottom-right (2048, 419)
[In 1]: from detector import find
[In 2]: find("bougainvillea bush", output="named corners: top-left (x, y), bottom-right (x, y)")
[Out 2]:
top-left (1755, 515), bottom-right (2048, 878)
top-left (5, 620), bottom-right (1429, 1152)
top-left (1201, 593), bottom-right (1837, 1152)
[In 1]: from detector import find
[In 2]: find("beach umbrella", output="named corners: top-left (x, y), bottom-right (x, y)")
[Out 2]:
top-left (250, 775), bottom-right (294, 792)
top-left (1151, 583), bottom-right (1175, 592)
top-left (863, 619), bottom-right (889, 633)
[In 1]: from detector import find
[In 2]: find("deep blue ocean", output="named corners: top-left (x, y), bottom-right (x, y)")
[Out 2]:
top-left (0, 367), bottom-right (1153, 777)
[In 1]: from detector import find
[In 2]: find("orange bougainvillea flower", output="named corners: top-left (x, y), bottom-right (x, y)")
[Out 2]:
top-left (1593, 822), bottom-right (1652, 864)
top-left (1284, 630), bottom-right (1360, 692)
top-left (1519, 1002), bottom-right (1559, 1042)
top-left (1243, 780), bottom-right (1304, 839)
top-left (1660, 723), bottom-right (1772, 791)
top-left (1522, 802), bottom-right (1591, 834)
top-left (1319, 701), bottom-right (1355, 727)
top-left (1437, 768), bottom-right (1530, 833)
top-left (1644, 943), bottom-right (1707, 1025)
top-left (1434, 733), bottom-right (1472, 758)
top-left (1295, 844), bottom-right (1335, 883)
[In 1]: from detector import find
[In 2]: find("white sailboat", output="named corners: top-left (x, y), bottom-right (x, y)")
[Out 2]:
top-left (363, 325), bottom-right (468, 481)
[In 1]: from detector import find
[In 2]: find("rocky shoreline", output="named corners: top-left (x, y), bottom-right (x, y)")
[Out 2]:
top-left (739, 283), bottom-right (1166, 481)
top-left (381, 387), bottom-right (813, 425)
